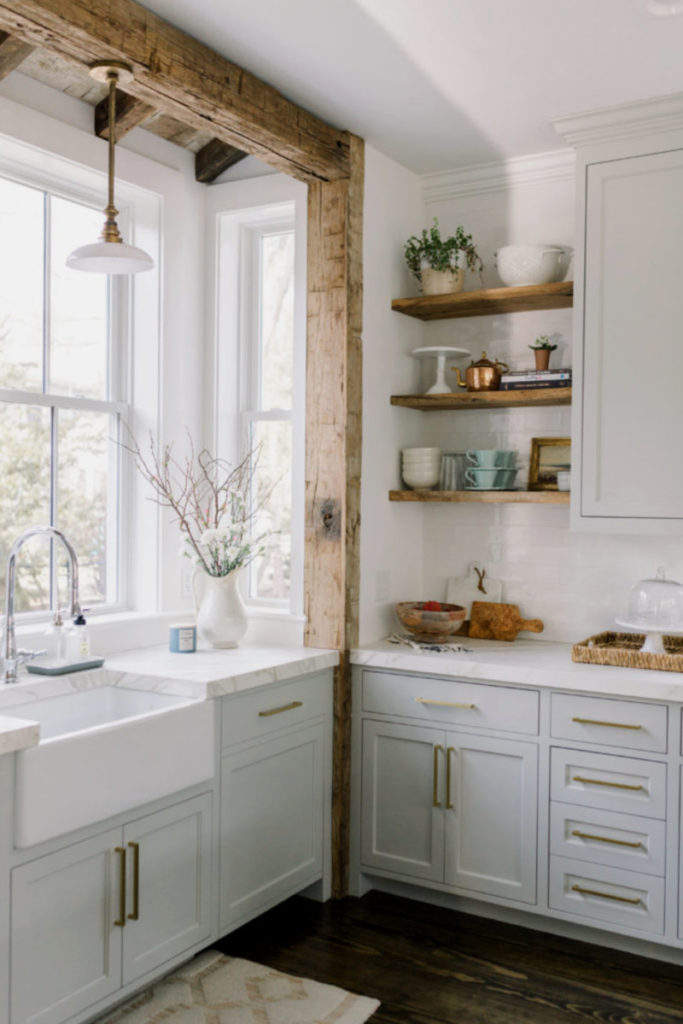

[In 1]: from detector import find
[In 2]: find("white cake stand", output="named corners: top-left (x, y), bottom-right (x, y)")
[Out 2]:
top-left (615, 618), bottom-right (683, 654)
top-left (411, 346), bottom-right (471, 395)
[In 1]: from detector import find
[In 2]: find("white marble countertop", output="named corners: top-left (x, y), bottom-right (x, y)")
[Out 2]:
top-left (0, 644), bottom-right (339, 755)
top-left (351, 638), bottom-right (683, 702)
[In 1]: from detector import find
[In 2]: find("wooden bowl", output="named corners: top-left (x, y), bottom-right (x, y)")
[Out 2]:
top-left (396, 601), bottom-right (467, 642)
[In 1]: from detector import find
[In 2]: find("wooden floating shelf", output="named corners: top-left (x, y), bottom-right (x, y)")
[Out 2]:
top-left (391, 387), bottom-right (572, 411)
top-left (389, 490), bottom-right (570, 505)
top-left (391, 281), bottom-right (573, 321)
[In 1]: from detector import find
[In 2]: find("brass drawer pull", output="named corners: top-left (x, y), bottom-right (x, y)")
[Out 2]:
top-left (258, 700), bottom-right (303, 717)
top-left (446, 746), bottom-right (455, 810)
top-left (433, 744), bottom-right (443, 808)
top-left (114, 847), bottom-right (126, 927)
top-left (572, 716), bottom-right (642, 730)
top-left (571, 884), bottom-right (641, 905)
top-left (128, 841), bottom-right (140, 921)
top-left (571, 829), bottom-right (643, 849)
top-left (572, 775), bottom-right (644, 792)
top-left (416, 698), bottom-right (476, 709)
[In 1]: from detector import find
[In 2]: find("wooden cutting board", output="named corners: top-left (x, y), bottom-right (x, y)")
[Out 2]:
top-left (469, 601), bottom-right (544, 642)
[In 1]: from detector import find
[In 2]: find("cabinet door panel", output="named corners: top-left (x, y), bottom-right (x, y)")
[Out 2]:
top-left (582, 149), bottom-right (683, 521)
top-left (361, 720), bottom-right (445, 882)
top-left (444, 733), bottom-right (537, 903)
top-left (11, 828), bottom-right (122, 1024)
top-left (220, 724), bottom-right (324, 931)
top-left (122, 794), bottom-right (212, 986)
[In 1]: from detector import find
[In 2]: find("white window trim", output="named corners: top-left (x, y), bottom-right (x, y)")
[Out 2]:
top-left (0, 96), bottom-right (166, 631)
top-left (204, 174), bottom-right (307, 627)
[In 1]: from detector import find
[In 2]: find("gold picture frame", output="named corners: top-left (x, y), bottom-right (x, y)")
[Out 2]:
top-left (528, 437), bottom-right (571, 491)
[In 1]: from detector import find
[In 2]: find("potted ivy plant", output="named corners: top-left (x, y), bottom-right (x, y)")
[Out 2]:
top-left (529, 335), bottom-right (557, 371)
top-left (404, 218), bottom-right (483, 296)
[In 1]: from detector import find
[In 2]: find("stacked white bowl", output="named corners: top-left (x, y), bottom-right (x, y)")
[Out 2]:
top-left (402, 447), bottom-right (442, 490)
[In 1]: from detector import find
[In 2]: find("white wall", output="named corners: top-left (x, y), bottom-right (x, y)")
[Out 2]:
top-left (414, 158), bottom-right (683, 643)
top-left (358, 146), bottom-right (425, 644)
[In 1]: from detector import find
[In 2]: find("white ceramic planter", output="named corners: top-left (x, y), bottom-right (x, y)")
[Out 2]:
top-left (420, 267), bottom-right (465, 295)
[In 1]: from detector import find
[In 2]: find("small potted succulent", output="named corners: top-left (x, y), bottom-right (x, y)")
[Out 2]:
top-left (404, 218), bottom-right (483, 296)
top-left (529, 335), bottom-right (557, 371)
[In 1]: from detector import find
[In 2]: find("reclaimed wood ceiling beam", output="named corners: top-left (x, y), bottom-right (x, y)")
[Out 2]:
top-left (0, 0), bottom-right (350, 183)
top-left (0, 29), bottom-right (34, 79)
top-left (195, 138), bottom-right (247, 183)
top-left (94, 87), bottom-right (155, 141)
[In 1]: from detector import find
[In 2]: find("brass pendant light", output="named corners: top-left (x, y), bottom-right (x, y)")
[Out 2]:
top-left (67, 61), bottom-right (154, 274)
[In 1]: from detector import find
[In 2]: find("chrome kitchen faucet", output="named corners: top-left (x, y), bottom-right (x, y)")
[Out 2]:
top-left (3, 526), bottom-right (82, 684)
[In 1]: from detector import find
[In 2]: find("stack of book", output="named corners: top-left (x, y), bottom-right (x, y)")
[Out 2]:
top-left (499, 368), bottom-right (572, 391)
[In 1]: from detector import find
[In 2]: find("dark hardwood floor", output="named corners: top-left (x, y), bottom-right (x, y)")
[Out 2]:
top-left (214, 890), bottom-right (683, 1024)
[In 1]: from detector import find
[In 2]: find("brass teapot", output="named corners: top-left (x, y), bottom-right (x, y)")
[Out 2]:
top-left (452, 351), bottom-right (509, 392)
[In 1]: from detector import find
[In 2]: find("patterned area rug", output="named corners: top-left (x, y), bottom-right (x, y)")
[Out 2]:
top-left (97, 949), bottom-right (380, 1024)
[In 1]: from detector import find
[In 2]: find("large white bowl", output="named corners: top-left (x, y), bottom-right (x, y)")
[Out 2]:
top-left (495, 245), bottom-right (572, 287)
top-left (402, 447), bottom-right (442, 458)
top-left (402, 467), bottom-right (441, 489)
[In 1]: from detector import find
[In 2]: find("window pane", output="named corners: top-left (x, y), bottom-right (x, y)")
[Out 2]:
top-left (249, 420), bottom-right (291, 601)
top-left (259, 232), bottom-right (294, 410)
top-left (0, 403), bottom-right (51, 611)
top-left (57, 409), bottom-right (113, 607)
top-left (0, 179), bottom-right (44, 391)
top-left (50, 196), bottom-right (108, 399)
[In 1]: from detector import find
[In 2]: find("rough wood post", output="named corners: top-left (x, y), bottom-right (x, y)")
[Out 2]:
top-left (305, 135), bottom-right (363, 897)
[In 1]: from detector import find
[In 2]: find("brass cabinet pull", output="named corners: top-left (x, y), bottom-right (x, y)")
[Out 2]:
top-left (572, 775), bottom-right (644, 791)
top-left (416, 698), bottom-right (476, 709)
top-left (128, 842), bottom-right (140, 921)
top-left (433, 744), bottom-right (443, 808)
top-left (446, 746), bottom-right (455, 810)
top-left (571, 829), bottom-right (643, 849)
top-left (114, 847), bottom-right (126, 927)
top-left (572, 716), bottom-right (642, 730)
top-left (258, 700), bottom-right (303, 717)
top-left (571, 884), bottom-right (641, 905)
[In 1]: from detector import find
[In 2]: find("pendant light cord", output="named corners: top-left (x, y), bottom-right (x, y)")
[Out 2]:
top-left (100, 69), bottom-right (123, 245)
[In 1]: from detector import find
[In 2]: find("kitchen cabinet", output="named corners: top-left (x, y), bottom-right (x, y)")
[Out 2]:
top-left (10, 793), bottom-right (212, 1024)
top-left (557, 108), bottom-right (683, 532)
top-left (360, 688), bottom-right (538, 902)
top-left (351, 659), bottom-right (681, 952)
top-left (219, 672), bottom-right (332, 932)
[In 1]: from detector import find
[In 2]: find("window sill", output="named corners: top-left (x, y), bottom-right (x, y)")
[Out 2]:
top-left (14, 607), bottom-right (308, 656)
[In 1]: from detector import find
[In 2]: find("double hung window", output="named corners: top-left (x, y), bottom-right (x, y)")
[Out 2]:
top-left (0, 175), bottom-right (124, 615)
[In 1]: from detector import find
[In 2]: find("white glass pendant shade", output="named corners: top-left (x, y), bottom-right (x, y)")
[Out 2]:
top-left (67, 61), bottom-right (154, 275)
top-left (66, 240), bottom-right (154, 274)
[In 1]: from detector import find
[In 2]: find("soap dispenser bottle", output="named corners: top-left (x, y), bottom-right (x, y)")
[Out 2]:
top-left (43, 611), bottom-right (67, 663)
top-left (70, 612), bottom-right (91, 661)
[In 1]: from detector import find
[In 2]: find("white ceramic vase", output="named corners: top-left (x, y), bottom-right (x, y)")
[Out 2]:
top-left (193, 569), bottom-right (248, 649)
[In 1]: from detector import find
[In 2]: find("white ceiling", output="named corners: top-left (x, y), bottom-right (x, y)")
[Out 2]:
top-left (140, 0), bottom-right (683, 173)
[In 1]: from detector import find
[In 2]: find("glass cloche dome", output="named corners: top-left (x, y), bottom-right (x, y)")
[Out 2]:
top-left (616, 568), bottom-right (683, 653)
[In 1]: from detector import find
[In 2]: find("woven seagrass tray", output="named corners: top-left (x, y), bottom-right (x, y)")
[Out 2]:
top-left (572, 631), bottom-right (683, 673)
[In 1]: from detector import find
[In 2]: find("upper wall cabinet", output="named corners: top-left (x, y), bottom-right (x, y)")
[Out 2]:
top-left (555, 97), bottom-right (683, 534)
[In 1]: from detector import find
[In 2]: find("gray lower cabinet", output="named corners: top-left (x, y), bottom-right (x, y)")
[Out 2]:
top-left (220, 723), bottom-right (325, 931)
top-left (10, 793), bottom-right (212, 1024)
top-left (361, 719), bottom-right (538, 903)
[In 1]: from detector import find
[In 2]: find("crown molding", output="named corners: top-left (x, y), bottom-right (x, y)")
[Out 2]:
top-left (421, 149), bottom-right (575, 203)
top-left (552, 93), bottom-right (683, 147)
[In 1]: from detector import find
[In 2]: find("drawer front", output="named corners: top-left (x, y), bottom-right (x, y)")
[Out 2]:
top-left (550, 748), bottom-right (667, 819)
top-left (549, 856), bottom-right (664, 935)
top-left (362, 671), bottom-right (539, 735)
top-left (551, 693), bottom-right (667, 753)
top-left (549, 802), bottom-right (666, 876)
top-left (221, 672), bottom-right (331, 749)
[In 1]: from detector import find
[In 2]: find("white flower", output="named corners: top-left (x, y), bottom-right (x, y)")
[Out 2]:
top-left (200, 528), bottom-right (225, 544)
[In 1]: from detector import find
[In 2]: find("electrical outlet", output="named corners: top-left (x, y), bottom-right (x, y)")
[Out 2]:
top-left (375, 569), bottom-right (391, 603)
